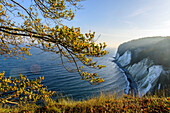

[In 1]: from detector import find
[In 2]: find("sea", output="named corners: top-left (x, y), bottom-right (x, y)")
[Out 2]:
top-left (0, 47), bottom-right (128, 100)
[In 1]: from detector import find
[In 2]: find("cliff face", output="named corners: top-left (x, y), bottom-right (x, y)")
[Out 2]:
top-left (115, 37), bottom-right (170, 96)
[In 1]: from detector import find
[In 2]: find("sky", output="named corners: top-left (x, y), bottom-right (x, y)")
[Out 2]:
top-left (63, 0), bottom-right (170, 48)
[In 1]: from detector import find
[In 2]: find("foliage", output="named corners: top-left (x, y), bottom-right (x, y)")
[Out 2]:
top-left (0, 71), bottom-right (54, 105)
top-left (0, 0), bottom-right (107, 85)
top-left (0, 0), bottom-right (108, 109)
top-left (1, 93), bottom-right (170, 113)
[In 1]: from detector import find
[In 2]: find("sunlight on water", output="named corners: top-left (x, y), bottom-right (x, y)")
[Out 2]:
top-left (0, 47), bottom-right (128, 100)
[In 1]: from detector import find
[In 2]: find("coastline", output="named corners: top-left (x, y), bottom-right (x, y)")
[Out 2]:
top-left (113, 58), bottom-right (138, 96)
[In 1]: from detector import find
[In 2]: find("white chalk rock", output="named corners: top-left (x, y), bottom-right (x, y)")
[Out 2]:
top-left (117, 50), bottom-right (131, 67)
top-left (138, 65), bottom-right (163, 96)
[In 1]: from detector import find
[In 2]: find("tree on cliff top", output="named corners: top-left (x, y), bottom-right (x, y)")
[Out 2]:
top-left (0, 0), bottom-right (107, 105)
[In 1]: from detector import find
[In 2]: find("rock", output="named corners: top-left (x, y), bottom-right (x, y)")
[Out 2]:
top-left (117, 50), bottom-right (131, 67)
top-left (138, 65), bottom-right (163, 96)
top-left (115, 36), bottom-right (170, 96)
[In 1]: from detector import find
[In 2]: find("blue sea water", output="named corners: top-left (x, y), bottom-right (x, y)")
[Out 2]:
top-left (0, 47), bottom-right (128, 100)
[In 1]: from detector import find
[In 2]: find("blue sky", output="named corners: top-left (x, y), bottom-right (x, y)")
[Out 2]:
top-left (63, 0), bottom-right (170, 48)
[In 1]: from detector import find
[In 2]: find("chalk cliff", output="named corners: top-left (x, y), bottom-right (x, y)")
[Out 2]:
top-left (115, 37), bottom-right (170, 96)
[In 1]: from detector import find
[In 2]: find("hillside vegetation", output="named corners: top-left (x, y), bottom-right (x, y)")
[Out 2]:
top-left (117, 37), bottom-right (170, 68)
top-left (1, 93), bottom-right (170, 113)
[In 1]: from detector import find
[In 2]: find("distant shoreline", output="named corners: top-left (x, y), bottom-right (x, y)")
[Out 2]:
top-left (113, 58), bottom-right (138, 96)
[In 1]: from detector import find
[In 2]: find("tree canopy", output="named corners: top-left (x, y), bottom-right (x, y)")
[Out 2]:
top-left (0, 0), bottom-right (108, 105)
top-left (0, 0), bottom-right (107, 84)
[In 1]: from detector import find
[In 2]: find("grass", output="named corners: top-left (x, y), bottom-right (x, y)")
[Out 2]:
top-left (0, 92), bottom-right (170, 113)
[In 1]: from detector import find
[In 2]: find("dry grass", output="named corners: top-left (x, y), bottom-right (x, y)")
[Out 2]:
top-left (1, 92), bottom-right (170, 113)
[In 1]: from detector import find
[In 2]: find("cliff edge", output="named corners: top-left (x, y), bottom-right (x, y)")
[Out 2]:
top-left (115, 36), bottom-right (170, 96)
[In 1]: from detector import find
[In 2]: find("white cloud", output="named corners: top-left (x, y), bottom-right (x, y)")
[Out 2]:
top-left (128, 7), bottom-right (152, 17)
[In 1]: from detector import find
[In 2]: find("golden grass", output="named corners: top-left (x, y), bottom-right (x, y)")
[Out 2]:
top-left (1, 92), bottom-right (170, 113)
